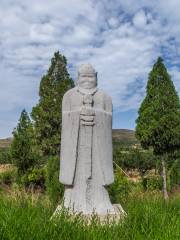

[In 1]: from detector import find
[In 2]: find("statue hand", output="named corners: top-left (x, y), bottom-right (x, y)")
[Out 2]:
top-left (80, 111), bottom-right (95, 126)
top-left (80, 106), bottom-right (95, 116)
top-left (80, 115), bottom-right (94, 122)
top-left (81, 121), bottom-right (95, 126)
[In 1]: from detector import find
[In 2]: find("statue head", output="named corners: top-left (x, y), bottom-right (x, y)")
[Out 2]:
top-left (78, 64), bottom-right (97, 89)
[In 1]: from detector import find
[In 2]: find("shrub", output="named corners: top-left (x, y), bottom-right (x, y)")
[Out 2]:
top-left (0, 168), bottom-right (17, 185)
top-left (108, 169), bottom-right (133, 203)
top-left (45, 156), bottom-right (64, 206)
top-left (113, 144), bottom-right (159, 176)
top-left (168, 158), bottom-right (180, 189)
top-left (21, 167), bottom-right (46, 189)
top-left (0, 148), bottom-right (12, 164)
top-left (142, 175), bottom-right (163, 191)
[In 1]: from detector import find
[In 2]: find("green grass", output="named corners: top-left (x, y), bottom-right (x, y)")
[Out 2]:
top-left (0, 192), bottom-right (179, 240)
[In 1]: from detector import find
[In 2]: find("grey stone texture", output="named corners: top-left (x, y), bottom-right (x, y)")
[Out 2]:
top-left (59, 64), bottom-right (125, 216)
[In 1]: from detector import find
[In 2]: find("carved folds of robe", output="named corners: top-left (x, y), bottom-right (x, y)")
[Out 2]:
top-left (59, 87), bottom-right (115, 214)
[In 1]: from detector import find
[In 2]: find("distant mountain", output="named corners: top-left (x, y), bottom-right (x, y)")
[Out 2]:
top-left (112, 129), bottom-right (137, 143)
top-left (0, 129), bottom-right (137, 149)
top-left (0, 138), bottom-right (12, 149)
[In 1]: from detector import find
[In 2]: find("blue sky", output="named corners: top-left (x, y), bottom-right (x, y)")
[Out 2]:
top-left (0, 0), bottom-right (180, 138)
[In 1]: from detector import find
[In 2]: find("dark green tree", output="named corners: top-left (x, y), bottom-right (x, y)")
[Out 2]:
top-left (11, 109), bottom-right (37, 175)
top-left (31, 51), bottom-right (74, 156)
top-left (136, 57), bottom-right (180, 200)
top-left (32, 51), bottom-right (74, 203)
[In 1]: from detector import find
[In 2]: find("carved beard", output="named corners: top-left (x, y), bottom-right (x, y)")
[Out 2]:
top-left (77, 73), bottom-right (98, 95)
top-left (77, 85), bottom-right (98, 95)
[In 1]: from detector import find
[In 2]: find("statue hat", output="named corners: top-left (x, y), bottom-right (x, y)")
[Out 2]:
top-left (78, 64), bottom-right (96, 75)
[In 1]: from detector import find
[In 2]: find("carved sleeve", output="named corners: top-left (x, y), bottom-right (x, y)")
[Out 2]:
top-left (105, 95), bottom-right (113, 114)
top-left (62, 93), bottom-right (71, 112)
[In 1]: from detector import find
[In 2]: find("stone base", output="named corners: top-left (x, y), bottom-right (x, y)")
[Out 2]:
top-left (52, 204), bottom-right (126, 224)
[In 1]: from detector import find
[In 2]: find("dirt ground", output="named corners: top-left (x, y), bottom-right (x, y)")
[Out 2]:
top-left (0, 164), bottom-right (15, 173)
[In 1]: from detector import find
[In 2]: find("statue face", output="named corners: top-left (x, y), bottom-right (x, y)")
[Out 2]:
top-left (78, 73), bottom-right (97, 89)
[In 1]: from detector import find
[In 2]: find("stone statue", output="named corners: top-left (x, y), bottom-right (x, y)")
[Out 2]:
top-left (59, 64), bottom-right (124, 217)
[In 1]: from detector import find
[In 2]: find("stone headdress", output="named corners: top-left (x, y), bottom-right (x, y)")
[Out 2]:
top-left (77, 63), bottom-right (98, 95)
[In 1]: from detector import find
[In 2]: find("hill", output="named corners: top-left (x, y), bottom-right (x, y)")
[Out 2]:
top-left (112, 129), bottom-right (137, 143)
top-left (0, 138), bottom-right (12, 149)
top-left (0, 129), bottom-right (137, 149)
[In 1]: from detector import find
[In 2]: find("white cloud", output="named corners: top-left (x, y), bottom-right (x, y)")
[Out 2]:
top-left (133, 10), bottom-right (147, 29)
top-left (0, 0), bottom-right (180, 137)
top-left (108, 17), bottom-right (119, 28)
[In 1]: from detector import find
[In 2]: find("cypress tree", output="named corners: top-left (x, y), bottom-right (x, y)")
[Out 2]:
top-left (31, 51), bottom-right (74, 156)
top-left (11, 109), bottom-right (36, 175)
top-left (136, 57), bottom-right (180, 199)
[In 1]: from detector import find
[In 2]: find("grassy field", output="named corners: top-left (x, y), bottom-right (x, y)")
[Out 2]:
top-left (0, 189), bottom-right (179, 240)
top-left (0, 132), bottom-right (179, 240)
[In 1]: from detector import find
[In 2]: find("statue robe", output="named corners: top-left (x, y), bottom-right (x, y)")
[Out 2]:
top-left (59, 87), bottom-right (115, 214)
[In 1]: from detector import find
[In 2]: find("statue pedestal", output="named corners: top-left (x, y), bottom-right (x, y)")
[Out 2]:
top-left (52, 204), bottom-right (126, 224)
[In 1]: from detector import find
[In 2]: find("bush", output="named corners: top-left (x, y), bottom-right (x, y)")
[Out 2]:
top-left (142, 175), bottom-right (163, 191)
top-left (46, 156), bottom-right (64, 206)
top-left (108, 169), bottom-right (133, 203)
top-left (21, 167), bottom-right (46, 189)
top-left (0, 168), bottom-right (17, 185)
top-left (0, 148), bottom-right (12, 164)
top-left (169, 158), bottom-right (180, 190)
top-left (113, 144), bottom-right (159, 176)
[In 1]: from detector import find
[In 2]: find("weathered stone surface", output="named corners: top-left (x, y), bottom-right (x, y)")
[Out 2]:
top-left (52, 204), bottom-right (126, 224)
top-left (58, 63), bottom-right (125, 217)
